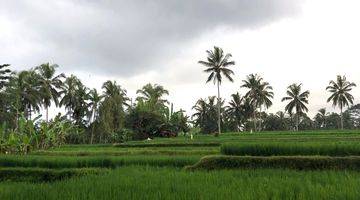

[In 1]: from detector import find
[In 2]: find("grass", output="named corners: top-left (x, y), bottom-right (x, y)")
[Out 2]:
top-left (1, 130), bottom-right (360, 199)
top-left (0, 167), bottom-right (105, 182)
top-left (0, 155), bottom-right (200, 168)
top-left (1, 166), bottom-right (360, 200)
top-left (186, 155), bottom-right (360, 170)
top-left (221, 142), bottom-right (360, 156)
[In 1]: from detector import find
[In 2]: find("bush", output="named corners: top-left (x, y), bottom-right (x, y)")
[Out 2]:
top-left (186, 155), bottom-right (360, 170)
top-left (221, 142), bottom-right (360, 156)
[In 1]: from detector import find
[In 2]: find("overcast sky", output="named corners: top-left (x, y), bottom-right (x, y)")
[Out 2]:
top-left (1, 0), bottom-right (360, 118)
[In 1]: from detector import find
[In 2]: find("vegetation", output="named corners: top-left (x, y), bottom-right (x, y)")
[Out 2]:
top-left (186, 155), bottom-right (360, 171)
top-left (221, 142), bottom-right (360, 156)
top-left (2, 166), bottom-right (360, 200)
top-left (326, 75), bottom-right (357, 129)
top-left (198, 46), bottom-right (235, 136)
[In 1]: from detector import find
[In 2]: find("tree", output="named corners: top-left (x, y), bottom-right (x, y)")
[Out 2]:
top-left (60, 75), bottom-right (82, 120)
top-left (0, 64), bottom-right (11, 90)
top-left (314, 108), bottom-right (327, 129)
top-left (88, 89), bottom-right (103, 144)
top-left (199, 46), bottom-right (235, 136)
top-left (7, 70), bottom-right (41, 123)
top-left (224, 93), bottom-right (254, 132)
top-left (241, 74), bottom-right (274, 131)
top-left (136, 83), bottom-right (169, 109)
top-left (281, 83), bottom-right (310, 131)
top-left (192, 96), bottom-right (224, 134)
top-left (97, 81), bottom-right (128, 142)
top-left (326, 75), bottom-right (357, 130)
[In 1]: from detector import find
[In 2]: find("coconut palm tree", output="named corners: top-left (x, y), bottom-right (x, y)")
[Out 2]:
top-left (35, 63), bottom-right (65, 122)
top-left (60, 75), bottom-right (82, 120)
top-left (314, 108), bottom-right (327, 129)
top-left (281, 83), bottom-right (310, 131)
top-left (241, 74), bottom-right (274, 131)
top-left (136, 83), bottom-right (169, 108)
top-left (102, 80), bottom-right (129, 106)
top-left (88, 88), bottom-right (103, 144)
top-left (225, 93), bottom-right (245, 131)
top-left (326, 75), bottom-right (357, 129)
top-left (0, 64), bottom-right (11, 90)
top-left (199, 46), bottom-right (235, 136)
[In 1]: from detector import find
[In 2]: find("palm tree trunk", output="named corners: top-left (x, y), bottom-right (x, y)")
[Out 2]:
top-left (340, 106), bottom-right (343, 130)
top-left (46, 106), bottom-right (49, 122)
top-left (296, 113), bottom-right (299, 131)
top-left (216, 81), bottom-right (221, 137)
top-left (253, 112), bottom-right (257, 132)
top-left (90, 110), bottom-right (95, 144)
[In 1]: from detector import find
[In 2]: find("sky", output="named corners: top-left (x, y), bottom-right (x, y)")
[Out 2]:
top-left (1, 0), bottom-right (360, 118)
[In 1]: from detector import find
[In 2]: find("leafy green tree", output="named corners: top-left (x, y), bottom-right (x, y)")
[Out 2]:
top-left (241, 74), bottom-right (274, 131)
top-left (224, 93), bottom-right (254, 131)
top-left (35, 63), bottom-right (65, 122)
top-left (281, 83), bottom-right (310, 131)
top-left (326, 75), bottom-right (357, 129)
top-left (199, 46), bottom-right (235, 136)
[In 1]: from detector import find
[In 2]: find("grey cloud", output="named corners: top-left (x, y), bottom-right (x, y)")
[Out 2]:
top-left (1, 0), bottom-right (304, 76)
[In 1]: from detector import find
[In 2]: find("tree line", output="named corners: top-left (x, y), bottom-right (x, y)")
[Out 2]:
top-left (196, 46), bottom-right (357, 135)
top-left (0, 46), bottom-right (358, 153)
top-left (0, 63), bottom-right (188, 153)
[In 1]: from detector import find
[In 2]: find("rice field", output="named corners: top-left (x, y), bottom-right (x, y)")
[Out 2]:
top-left (1, 130), bottom-right (360, 199)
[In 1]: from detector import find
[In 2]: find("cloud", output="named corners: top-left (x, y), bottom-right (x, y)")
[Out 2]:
top-left (0, 0), bottom-right (304, 76)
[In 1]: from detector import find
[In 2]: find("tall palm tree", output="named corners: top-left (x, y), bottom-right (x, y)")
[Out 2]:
top-left (136, 83), bottom-right (169, 108)
top-left (36, 63), bottom-right (65, 122)
top-left (326, 75), bottom-right (357, 130)
top-left (88, 88), bottom-right (103, 144)
top-left (0, 64), bottom-right (11, 90)
top-left (199, 46), bottom-right (235, 136)
top-left (241, 74), bottom-right (274, 131)
top-left (281, 83), bottom-right (310, 131)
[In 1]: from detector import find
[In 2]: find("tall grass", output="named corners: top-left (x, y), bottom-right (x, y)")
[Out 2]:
top-left (186, 155), bottom-right (360, 170)
top-left (221, 142), bottom-right (360, 156)
top-left (0, 155), bottom-right (200, 168)
top-left (1, 166), bottom-right (360, 199)
top-left (0, 167), bottom-right (105, 182)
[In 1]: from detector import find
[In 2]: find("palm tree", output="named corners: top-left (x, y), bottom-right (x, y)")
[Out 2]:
top-left (60, 75), bottom-right (82, 120)
top-left (136, 83), bottom-right (169, 108)
top-left (88, 88), bottom-right (103, 144)
top-left (225, 93), bottom-right (245, 131)
top-left (281, 83), bottom-right (310, 131)
top-left (326, 75), bottom-right (357, 130)
top-left (314, 108), bottom-right (327, 129)
top-left (241, 74), bottom-right (274, 131)
top-left (102, 80), bottom-right (129, 106)
top-left (0, 64), bottom-right (11, 90)
top-left (36, 63), bottom-right (65, 122)
top-left (199, 46), bottom-right (235, 136)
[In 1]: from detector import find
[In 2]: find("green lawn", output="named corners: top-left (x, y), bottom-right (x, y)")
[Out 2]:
top-left (1, 130), bottom-right (360, 200)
